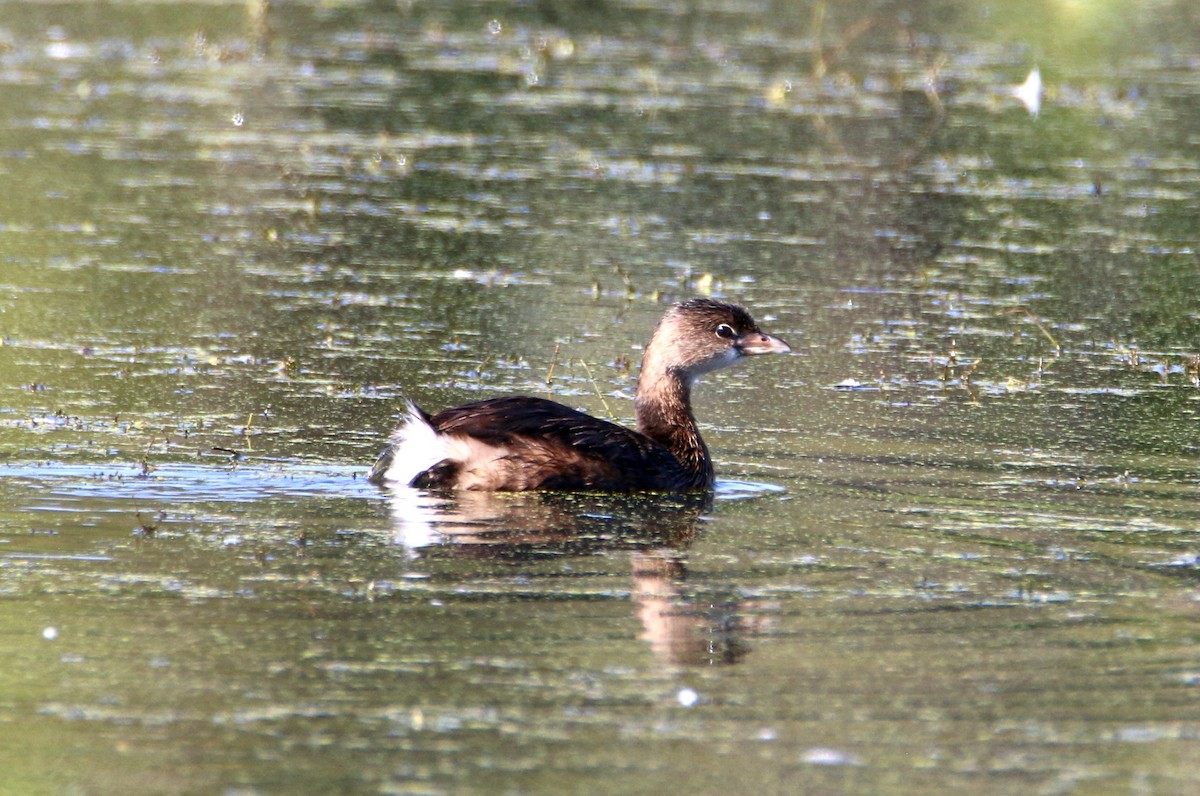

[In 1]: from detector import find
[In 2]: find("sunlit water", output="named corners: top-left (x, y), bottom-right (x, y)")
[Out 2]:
top-left (1, 1), bottom-right (1199, 793)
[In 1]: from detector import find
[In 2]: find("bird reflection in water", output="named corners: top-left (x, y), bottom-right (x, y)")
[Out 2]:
top-left (383, 488), bottom-right (755, 665)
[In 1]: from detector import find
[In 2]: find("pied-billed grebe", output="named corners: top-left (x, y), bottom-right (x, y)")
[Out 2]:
top-left (368, 298), bottom-right (790, 491)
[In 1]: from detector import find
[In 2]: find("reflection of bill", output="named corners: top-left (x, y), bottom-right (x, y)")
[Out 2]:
top-left (382, 489), bottom-right (758, 665)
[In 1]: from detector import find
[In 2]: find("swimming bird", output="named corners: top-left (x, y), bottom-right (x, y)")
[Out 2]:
top-left (368, 298), bottom-right (790, 491)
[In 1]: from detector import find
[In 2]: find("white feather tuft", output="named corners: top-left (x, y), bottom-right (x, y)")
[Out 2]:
top-left (380, 402), bottom-right (451, 486)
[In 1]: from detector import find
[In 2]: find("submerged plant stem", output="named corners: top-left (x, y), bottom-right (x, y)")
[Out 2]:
top-left (577, 358), bottom-right (616, 421)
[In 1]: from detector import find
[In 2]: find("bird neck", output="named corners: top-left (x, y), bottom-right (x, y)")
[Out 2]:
top-left (634, 367), bottom-right (713, 488)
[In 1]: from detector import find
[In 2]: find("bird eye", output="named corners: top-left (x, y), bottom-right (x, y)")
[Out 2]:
top-left (715, 323), bottom-right (737, 340)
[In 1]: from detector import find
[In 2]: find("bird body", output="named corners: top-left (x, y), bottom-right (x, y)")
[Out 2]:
top-left (369, 299), bottom-right (790, 492)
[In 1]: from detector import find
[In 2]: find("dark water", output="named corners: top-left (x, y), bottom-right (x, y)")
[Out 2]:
top-left (2, 1), bottom-right (1199, 793)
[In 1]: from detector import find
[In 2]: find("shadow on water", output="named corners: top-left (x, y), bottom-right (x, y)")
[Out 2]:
top-left (0, 456), bottom-right (776, 667)
top-left (381, 484), bottom-right (780, 666)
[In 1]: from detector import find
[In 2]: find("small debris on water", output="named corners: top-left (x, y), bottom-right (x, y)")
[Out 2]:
top-left (801, 747), bottom-right (859, 766)
top-left (1014, 67), bottom-right (1042, 117)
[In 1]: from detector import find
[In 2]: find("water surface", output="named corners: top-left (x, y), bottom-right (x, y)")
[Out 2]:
top-left (1, 1), bottom-right (1199, 793)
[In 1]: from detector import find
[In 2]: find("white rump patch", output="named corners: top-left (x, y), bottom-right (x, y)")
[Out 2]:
top-left (379, 403), bottom-right (451, 486)
top-left (379, 402), bottom-right (510, 488)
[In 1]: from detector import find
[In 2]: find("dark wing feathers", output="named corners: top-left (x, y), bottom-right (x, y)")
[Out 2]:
top-left (428, 397), bottom-right (692, 491)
